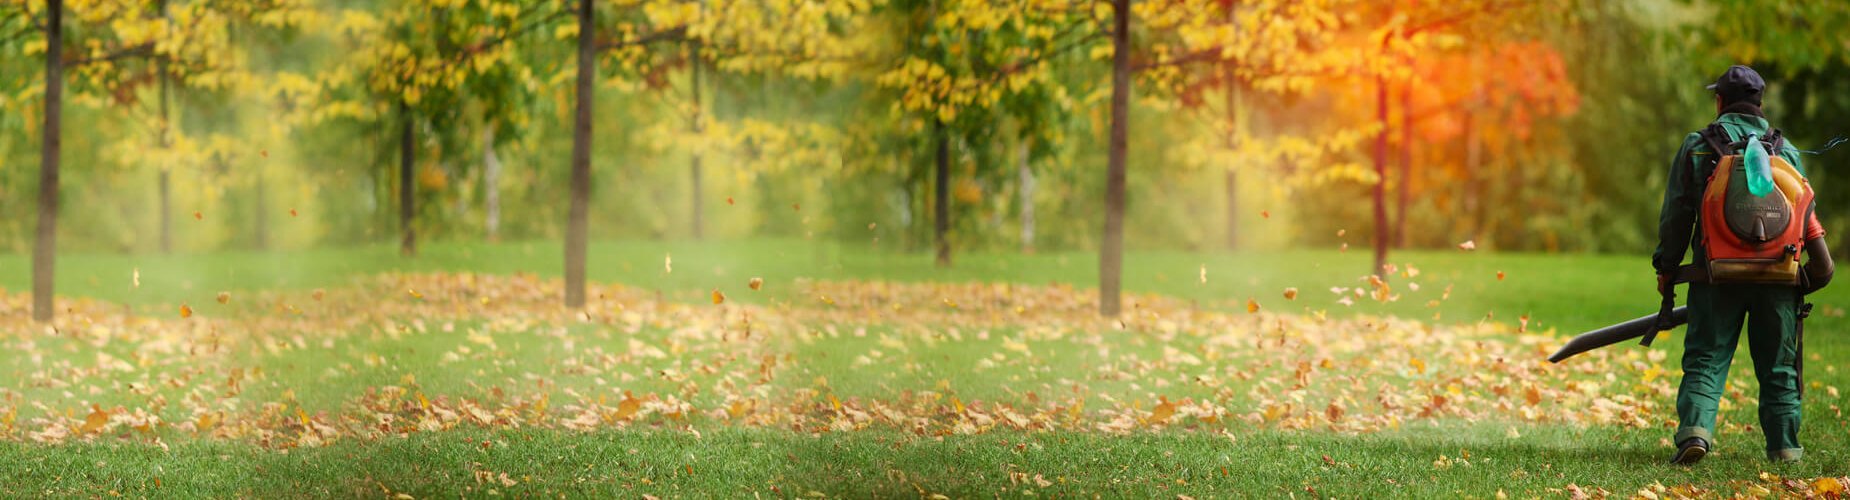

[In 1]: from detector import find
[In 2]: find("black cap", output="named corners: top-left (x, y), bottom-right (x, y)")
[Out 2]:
top-left (1707, 65), bottom-right (1765, 105)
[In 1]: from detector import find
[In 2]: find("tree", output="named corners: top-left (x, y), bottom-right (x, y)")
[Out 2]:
top-left (564, 0), bottom-right (592, 306)
top-left (32, 0), bottom-right (63, 322)
top-left (3, 0), bottom-right (310, 321)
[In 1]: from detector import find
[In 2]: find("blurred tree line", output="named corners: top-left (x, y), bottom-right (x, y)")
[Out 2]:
top-left (1, 0), bottom-right (1848, 280)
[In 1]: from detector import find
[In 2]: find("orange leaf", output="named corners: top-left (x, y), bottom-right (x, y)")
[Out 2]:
top-left (80, 404), bottom-right (109, 434)
top-left (1246, 298), bottom-right (1260, 313)
top-left (179, 303), bottom-right (193, 318)
top-left (216, 291), bottom-right (230, 305)
top-left (711, 288), bottom-right (725, 304)
top-left (1149, 397), bottom-right (1176, 424)
top-left (1283, 288), bottom-right (1298, 300)
top-left (193, 211), bottom-right (202, 220)
top-left (614, 395), bottom-right (642, 420)
top-left (1457, 240), bottom-right (1476, 251)
top-left (1496, 271), bottom-right (1506, 281)
top-left (1409, 358), bottom-right (1426, 375)
top-left (748, 277), bottom-right (763, 291)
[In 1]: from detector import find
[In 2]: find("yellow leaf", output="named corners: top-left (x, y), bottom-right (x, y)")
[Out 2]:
top-left (80, 405), bottom-right (109, 434)
top-left (1149, 397), bottom-right (1176, 424)
top-left (179, 303), bottom-right (193, 318)
top-left (614, 396), bottom-right (642, 420)
top-left (216, 291), bottom-right (230, 305)
top-left (1409, 358), bottom-right (1426, 375)
top-left (712, 288), bottom-right (725, 304)
top-left (749, 277), bottom-right (763, 291)
top-left (1246, 298), bottom-right (1260, 313)
top-left (1813, 477), bottom-right (1843, 495)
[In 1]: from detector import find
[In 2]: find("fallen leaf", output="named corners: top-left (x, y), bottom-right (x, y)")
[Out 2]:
top-left (311, 288), bottom-right (326, 301)
top-left (1409, 358), bottom-right (1426, 375)
top-left (80, 404), bottom-right (109, 434)
top-left (1149, 397), bottom-right (1176, 424)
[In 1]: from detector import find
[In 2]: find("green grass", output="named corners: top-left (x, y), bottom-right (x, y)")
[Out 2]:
top-left (3, 424), bottom-right (1845, 499)
top-left (1, 238), bottom-right (1700, 333)
top-left (5, 238), bottom-right (1850, 499)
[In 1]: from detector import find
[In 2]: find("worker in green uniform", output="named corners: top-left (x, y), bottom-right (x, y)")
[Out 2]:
top-left (1653, 65), bottom-right (1834, 465)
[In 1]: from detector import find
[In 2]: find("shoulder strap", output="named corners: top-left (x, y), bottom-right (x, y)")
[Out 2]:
top-left (1699, 123), bottom-right (1735, 157)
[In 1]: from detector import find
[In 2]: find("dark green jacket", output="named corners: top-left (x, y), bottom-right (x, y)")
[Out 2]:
top-left (1653, 113), bottom-right (1807, 275)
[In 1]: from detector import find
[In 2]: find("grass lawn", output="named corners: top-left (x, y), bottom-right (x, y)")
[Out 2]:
top-left (3, 238), bottom-right (1849, 499)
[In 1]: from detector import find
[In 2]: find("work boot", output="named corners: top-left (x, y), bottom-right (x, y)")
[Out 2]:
top-left (1671, 437), bottom-right (1710, 465)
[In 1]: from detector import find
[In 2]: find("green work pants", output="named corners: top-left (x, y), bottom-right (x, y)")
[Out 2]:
top-left (1674, 282), bottom-right (1803, 459)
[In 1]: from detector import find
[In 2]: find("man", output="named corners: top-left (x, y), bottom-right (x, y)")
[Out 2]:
top-left (1653, 64), bottom-right (1834, 465)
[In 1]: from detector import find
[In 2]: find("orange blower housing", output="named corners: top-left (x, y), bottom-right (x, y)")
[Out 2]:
top-left (1698, 152), bottom-right (1813, 284)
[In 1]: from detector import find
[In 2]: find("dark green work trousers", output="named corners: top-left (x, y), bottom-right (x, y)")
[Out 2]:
top-left (1674, 282), bottom-right (1803, 459)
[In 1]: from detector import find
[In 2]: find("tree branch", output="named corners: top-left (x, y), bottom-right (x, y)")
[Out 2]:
top-left (65, 43), bottom-right (156, 67)
top-left (596, 26), bottom-right (689, 52)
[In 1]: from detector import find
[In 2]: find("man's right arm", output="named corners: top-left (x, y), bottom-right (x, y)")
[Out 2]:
top-left (1652, 133), bottom-right (1704, 278)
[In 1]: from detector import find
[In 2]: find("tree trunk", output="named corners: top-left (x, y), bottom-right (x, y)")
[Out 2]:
top-left (32, 0), bottom-right (63, 322)
top-left (1099, 0), bottom-right (1130, 316)
top-left (483, 128), bottom-right (501, 241)
top-left (155, 0), bottom-right (171, 254)
top-left (1018, 137), bottom-right (1035, 254)
top-left (398, 102), bottom-right (417, 256)
top-left (689, 42), bottom-right (704, 240)
top-left (157, 24), bottom-right (172, 255)
top-left (1371, 74), bottom-right (1389, 278)
top-left (1224, 68), bottom-right (1238, 251)
top-left (934, 120), bottom-right (951, 267)
top-left (564, 0), bottom-right (594, 307)
top-left (1394, 84), bottom-right (1411, 249)
top-left (1464, 88), bottom-right (1484, 240)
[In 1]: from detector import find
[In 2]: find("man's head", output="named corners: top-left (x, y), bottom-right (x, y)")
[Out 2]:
top-left (1709, 65), bottom-right (1766, 110)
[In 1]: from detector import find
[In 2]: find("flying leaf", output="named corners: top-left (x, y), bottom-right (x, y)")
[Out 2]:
top-left (1246, 298), bottom-right (1260, 313)
top-left (1496, 271), bottom-right (1505, 281)
top-left (727, 198), bottom-right (734, 205)
top-left (665, 254), bottom-right (673, 274)
top-left (179, 302), bottom-right (193, 318)
top-left (749, 277), bottom-right (764, 291)
top-left (1283, 288), bottom-right (1298, 300)
top-left (194, 211), bottom-right (203, 220)
top-left (216, 292), bottom-right (230, 305)
top-left (1409, 358), bottom-right (1426, 374)
top-left (1199, 265), bottom-right (1207, 284)
top-left (132, 268), bottom-right (140, 288)
top-left (1458, 240), bottom-right (1476, 251)
top-left (289, 209), bottom-right (297, 217)
top-left (712, 288), bottom-right (725, 304)
top-left (1261, 211), bottom-right (1270, 218)
top-left (311, 289), bottom-right (326, 301)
